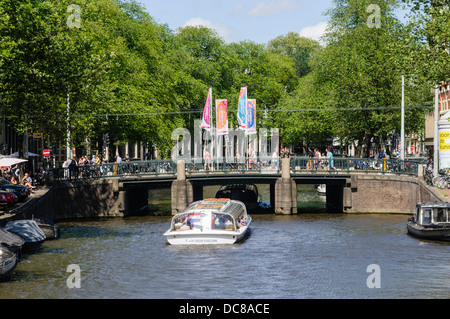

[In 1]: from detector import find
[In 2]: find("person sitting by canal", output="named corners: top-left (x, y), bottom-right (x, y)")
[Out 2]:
top-left (21, 173), bottom-right (33, 194)
top-left (10, 176), bottom-right (18, 185)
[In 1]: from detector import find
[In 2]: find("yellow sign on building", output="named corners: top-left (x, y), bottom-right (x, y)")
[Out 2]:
top-left (439, 131), bottom-right (450, 151)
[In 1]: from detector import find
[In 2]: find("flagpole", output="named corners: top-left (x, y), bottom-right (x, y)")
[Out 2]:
top-left (211, 90), bottom-right (214, 171)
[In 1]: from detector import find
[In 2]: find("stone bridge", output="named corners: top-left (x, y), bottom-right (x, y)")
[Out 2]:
top-left (10, 156), bottom-right (443, 220)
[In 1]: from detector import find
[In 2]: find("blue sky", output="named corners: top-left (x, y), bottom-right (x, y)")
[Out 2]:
top-left (139, 0), bottom-right (335, 44)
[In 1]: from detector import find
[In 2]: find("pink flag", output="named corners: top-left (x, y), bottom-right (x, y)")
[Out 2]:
top-left (200, 87), bottom-right (212, 131)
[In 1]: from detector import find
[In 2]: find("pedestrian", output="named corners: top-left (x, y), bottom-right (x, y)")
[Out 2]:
top-left (307, 147), bottom-right (314, 170)
top-left (314, 148), bottom-right (320, 170)
top-left (326, 147), bottom-right (335, 171)
top-left (283, 147), bottom-right (291, 159)
top-left (63, 159), bottom-right (70, 179)
top-left (204, 149), bottom-right (211, 171)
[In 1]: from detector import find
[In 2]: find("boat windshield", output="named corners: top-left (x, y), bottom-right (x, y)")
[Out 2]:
top-left (171, 211), bottom-right (237, 231)
top-left (420, 208), bottom-right (432, 225)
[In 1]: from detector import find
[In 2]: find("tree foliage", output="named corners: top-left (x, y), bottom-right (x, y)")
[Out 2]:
top-left (0, 0), bottom-right (445, 158)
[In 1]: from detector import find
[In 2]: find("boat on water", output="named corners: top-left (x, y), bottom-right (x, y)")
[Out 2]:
top-left (4, 220), bottom-right (46, 251)
top-left (215, 183), bottom-right (267, 213)
top-left (164, 198), bottom-right (251, 245)
top-left (316, 184), bottom-right (326, 196)
top-left (34, 218), bottom-right (60, 240)
top-left (0, 246), bottom-right (18, 280)
top-left (406, 202), bottom-right (450, 241)
top-left (0, 227), bottom-right (25, 259)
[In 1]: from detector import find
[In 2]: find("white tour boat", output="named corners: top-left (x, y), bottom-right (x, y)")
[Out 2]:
top-left (164, 198), bottom-right (252, 245)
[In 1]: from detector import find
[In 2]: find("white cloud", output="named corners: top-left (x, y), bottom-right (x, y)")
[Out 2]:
top-left (299, 21), bottom-right (329, 43)
top-left (183, 17), bottom-right (234, 42)
top-left (231, 2), bottom-right (245, 16)
top-left (247, 0), bottom-right (300, 18)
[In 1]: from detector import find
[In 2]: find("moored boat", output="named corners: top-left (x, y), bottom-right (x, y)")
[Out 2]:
top-left (215, 183), bottom-right (266, 213)
top-left (0, 227), bottom-right (25, 259)
top-left (4, 220), bottom-right (46, 251)
top-left (406, 202), bottom-right (450, 241)
top-left (316, 184), bottom-right (326, 195)
top-left (0, 246), bottom-right (18, 280)
top-left (34, 218), bottom-right (60, 240)
top-left (164, 198), bottom-right (251, 245)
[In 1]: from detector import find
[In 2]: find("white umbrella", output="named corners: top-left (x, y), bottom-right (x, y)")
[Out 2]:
top-left (11, 151), bottom-right (39, 157)
top-left (0, 156), bottom-right (28, 167)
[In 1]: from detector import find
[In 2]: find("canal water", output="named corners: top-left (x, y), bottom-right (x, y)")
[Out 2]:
top-left (0, 185), bottom-right (448, 299)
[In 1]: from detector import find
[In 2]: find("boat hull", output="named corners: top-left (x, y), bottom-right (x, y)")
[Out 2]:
top-left (0, 248), bottom-right (18, 280)
top-left (164, 228), bottom-right (250, 245)
top-left (407, 221), bottom-right (450, 241)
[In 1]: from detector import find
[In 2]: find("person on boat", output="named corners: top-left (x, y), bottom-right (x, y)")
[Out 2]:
top-left (214, 215), bottom-right (225, 229)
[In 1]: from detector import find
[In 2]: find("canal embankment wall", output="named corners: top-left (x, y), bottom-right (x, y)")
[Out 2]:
top-left (1, 179), bottom-right (125, 223)
top-left (344, 174), bottom-right (449, 214)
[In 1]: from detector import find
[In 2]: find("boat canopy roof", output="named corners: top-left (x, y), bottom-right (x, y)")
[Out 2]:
top-left (416, 202), bottom-right (450, 209)
top-left (182, 198), bottom-right (247, 220)
top-left (415, 202), bottom-right (450, 225)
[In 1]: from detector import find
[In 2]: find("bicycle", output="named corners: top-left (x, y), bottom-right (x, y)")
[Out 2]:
top-left (432, 169), bottom-right (450, 189)
top-left (424, 169), bottom-right (434, 186)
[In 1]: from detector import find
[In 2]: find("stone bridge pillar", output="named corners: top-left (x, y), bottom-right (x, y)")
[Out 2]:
top-left (275, 158), bottom-right (297, 214)
top-left (171, 160), bottom-right (193, 215)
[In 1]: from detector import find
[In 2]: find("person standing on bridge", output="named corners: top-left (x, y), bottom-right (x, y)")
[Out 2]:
top-left (326, 147), bottom-right (335, 171)
top-left (307, 147), bottom-right (314, 170)
top-left (204, 149), bottom-right (211, 171)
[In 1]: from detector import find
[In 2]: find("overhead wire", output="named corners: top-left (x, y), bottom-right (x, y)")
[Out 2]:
top-left (71, 104), bottom-right (433, 117)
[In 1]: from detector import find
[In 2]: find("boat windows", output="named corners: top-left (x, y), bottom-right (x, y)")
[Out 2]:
top-left (432, 208), bottom-right (448, 224)
top-left (420, 208), bottom-right (432, 225)
top-left (172, 212), bottom-right (237, 231)
top-left (213, 213), bottom-right (235, 230)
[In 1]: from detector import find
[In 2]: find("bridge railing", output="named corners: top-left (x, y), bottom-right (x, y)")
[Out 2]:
top-left (185, 156), bottom-right (281, 176)
top-left (290, 156), bottom-right (420, 176)
top-left (46, 159), bottom-right (177, 182)
top-left (44, 156), bottom-right (420, 183)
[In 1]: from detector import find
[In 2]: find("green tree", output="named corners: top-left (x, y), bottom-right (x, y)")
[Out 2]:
top-left (311, 0), bottom-right (429, 156)
top-left (402, 0), bottom-right (450, 83)
top-left (267, 32), bottom-right (321, 79)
